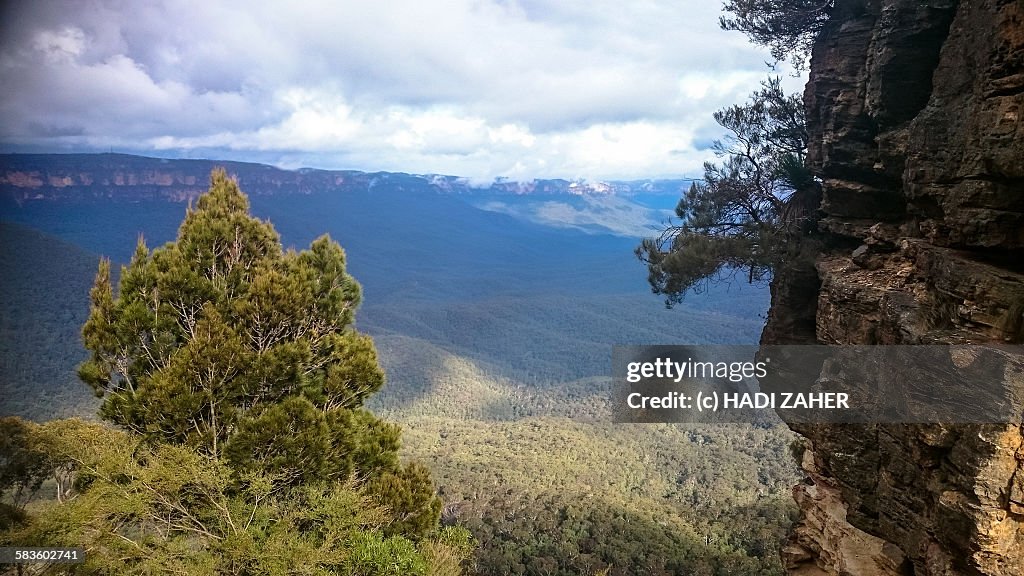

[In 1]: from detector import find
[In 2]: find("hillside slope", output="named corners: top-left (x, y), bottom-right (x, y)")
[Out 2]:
top-left (0, 222), bottom-right (100, 420)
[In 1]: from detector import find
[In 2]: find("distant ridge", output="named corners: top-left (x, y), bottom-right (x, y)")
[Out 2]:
top-left (0, 152), bottom-right (695, 204)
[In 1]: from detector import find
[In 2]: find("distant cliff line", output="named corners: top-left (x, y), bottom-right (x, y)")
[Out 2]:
top-left (0, 153), bottom-right (694, 203)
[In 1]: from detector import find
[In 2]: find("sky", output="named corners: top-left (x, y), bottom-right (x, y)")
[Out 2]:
top-left (0, 0), bottom-right (806, 182)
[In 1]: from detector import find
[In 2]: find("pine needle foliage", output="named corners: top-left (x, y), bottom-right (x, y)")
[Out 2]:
top-left (637, 78), bottom-right (817, 306)
top-left (77, 169), bottom-right (442, 536)
top-left (719, 0), bottom-right (834, 69)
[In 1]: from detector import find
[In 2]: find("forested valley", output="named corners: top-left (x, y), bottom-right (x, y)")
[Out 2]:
top-left (0, 155), bottom-right (799, 575)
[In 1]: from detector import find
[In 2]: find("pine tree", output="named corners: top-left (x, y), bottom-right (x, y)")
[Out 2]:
top-left (78, 169), bottom-right (411, 498)
top-left (637, 78), bottom-right (818, 305)
top-left (719, 0), bottom-right (834, 69)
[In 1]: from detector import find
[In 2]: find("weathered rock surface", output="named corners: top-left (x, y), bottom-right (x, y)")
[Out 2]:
top-left (762, 0), bottom-right (1024, 574)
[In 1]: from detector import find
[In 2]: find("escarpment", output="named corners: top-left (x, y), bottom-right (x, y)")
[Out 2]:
top-left (762, 0), bottom-right (1024, 574)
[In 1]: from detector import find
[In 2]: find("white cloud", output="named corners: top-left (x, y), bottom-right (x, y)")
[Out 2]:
top-left (0, 0), bottom-right (807, 180)
top-left (32, 27), bottom-right (86, 63)
top-left (489, 124), bottom-right (535, 147)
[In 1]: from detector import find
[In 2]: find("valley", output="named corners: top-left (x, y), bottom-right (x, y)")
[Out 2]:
top-left (0, 154), bottom-right (796, 575)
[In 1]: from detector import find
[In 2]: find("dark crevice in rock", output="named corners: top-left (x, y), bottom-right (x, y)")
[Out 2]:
top-left (865, 1), bottom-right (958, 128)
top-left (908, 195), bottom-right (944, 219)
top-left (760, 262), bottom-right (821, 346)
top-left (946, 246), bottom-right (1024, 276)
top-left (986, 83), bottom-right (1024, 97)
top-left (953, 173), bottom-right (1024, 192)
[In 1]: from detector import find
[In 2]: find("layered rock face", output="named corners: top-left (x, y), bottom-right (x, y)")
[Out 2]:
top-left (763, 0), bottom-right (1024, 574)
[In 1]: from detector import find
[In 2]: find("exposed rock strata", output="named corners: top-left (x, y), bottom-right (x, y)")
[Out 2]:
top-left (762, 0), bottom-right (1024, 574)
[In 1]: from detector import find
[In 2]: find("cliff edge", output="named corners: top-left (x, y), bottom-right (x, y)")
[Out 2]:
top-left (762, 0), bottom-right (1024, 574)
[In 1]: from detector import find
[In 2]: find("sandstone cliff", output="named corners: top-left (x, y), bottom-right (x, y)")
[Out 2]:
top-left (762, 1), bottom-right (1024, 574)
top-left (0, 153), bottom-right (388, 203)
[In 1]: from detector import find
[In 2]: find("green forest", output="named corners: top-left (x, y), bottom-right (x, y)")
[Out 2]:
top-left (0, 173), bottom-right (799, 575)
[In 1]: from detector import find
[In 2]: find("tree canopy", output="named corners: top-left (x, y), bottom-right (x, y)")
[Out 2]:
top-left (2, 418), bottom-right (472, 575)
top-left (79, 169), bottom-right (395, 479)
top-left (719, 0), bottom-right (834, 68)
top-left (637, 78), bottom-right (817, 306)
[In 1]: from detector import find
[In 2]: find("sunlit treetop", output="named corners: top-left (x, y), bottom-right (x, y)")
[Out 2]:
top-left (78, 169), bottom-right (400, 487)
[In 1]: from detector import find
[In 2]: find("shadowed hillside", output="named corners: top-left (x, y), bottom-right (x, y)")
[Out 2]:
top-left (0, 223), bottom-right (100, 420)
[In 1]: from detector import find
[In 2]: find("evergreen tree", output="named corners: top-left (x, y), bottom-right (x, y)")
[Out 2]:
top-left (637, 78), bottom-right (818, 305)
top-left (719, 0), bottom-right (834, 69)
top-left (78, 169), bottom-right (439, 533)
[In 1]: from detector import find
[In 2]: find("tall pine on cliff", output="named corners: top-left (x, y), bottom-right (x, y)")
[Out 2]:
top-left (637, 78), bottom-right (816, 305)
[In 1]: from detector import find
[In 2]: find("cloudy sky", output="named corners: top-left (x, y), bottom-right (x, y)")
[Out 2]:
top-left (0, 0), bottom-right (805, 181)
